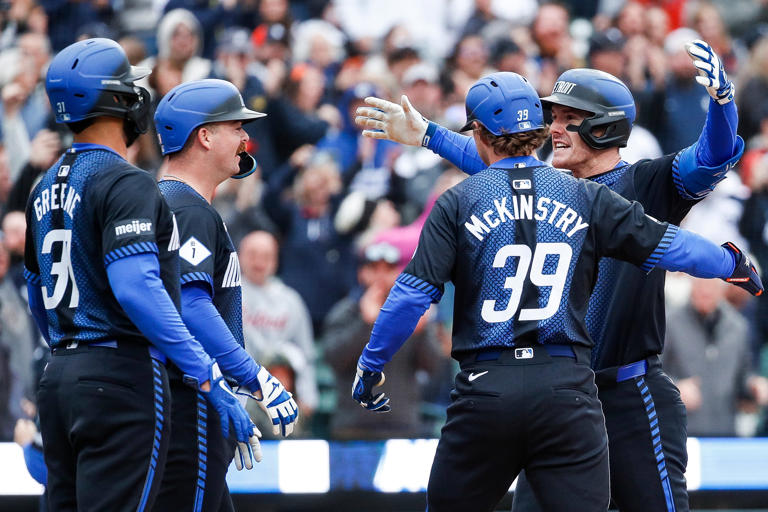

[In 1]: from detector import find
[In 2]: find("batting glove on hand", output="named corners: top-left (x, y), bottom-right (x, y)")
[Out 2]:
top-left (722, 242), bottom-right (764, 296)
top-left (200, 362), bottom-right (258, 444)
top-left (685, 39), bottom-right (734, 105)
top-left (232, 407), bottom-right (262, 470)
top-left (355, 95), bottom-right (428, 147)
top-left (237, 366), bottom-right (299, 437)
top-left (352, 365), bottom-right (391, 412)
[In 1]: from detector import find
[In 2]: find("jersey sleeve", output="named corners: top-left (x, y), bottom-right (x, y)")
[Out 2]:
top-left (401, 188), bottom-right (459, 301)
top-left (588, 181), bottom-right (672, 271)
top-left (99, 169), bottom-right (166, 266)
top-left (173, 205), bottom-right (219, 292)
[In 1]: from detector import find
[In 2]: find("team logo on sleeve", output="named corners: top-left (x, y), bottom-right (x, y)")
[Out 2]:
top-left (114, 218), bottom-right (154, 238)
top-left (222, 252), bottom-right (241, 288)
top-left (179, 236), bottom-right (212, 265)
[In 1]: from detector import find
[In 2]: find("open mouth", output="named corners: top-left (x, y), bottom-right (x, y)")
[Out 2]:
top-left (237, 141), bottom-right (247, 156)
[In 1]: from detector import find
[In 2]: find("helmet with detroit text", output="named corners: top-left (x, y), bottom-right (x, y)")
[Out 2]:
top-left (154, 79), bottom-right (266, 178)
top-left (459, 72), bottom-right (545, 135)
top-left (45, 38), bottom-right (152, 144)
top-left (541, 68), bottom-right (636, 149)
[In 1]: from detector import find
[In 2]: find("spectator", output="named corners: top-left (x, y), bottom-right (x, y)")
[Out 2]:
top-left (664, 278), bottom-right (768, 436)
top-left (738, 36), bottom-right (768, 143)
top-left (263, 150), bottom-right (357, 334)
top-left (240, 230), bottom-right (319, 419)
top-left (323, 240), bottom-right (445, 439)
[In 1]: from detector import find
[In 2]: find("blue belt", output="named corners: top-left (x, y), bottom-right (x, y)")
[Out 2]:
top-left (63, 340), bottom-right (167, 364)
top-left (616, 359), bottom-right (648, 382)
top-left (476, 344), bottom-right (576, 362)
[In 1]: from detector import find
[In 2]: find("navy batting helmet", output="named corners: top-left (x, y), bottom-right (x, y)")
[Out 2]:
top-left (154, 79), bottom-right (266, 178)
top-left (541, 68), bottom-right (636, 149)
top-left (460, 72), bottom-right (545, 135)
top-left (45, 38), bottom-right (151, 144)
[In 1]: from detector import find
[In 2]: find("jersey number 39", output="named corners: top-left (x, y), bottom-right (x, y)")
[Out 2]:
top-left (41, 229), bottom-right (80, 309)
top-left (481, 242), bottom-right (571, 323)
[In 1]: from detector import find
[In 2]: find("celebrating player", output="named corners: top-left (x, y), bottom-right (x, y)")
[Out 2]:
top-left (25, 39), bottom-right (257, 511)
top-left (351, 71), bottom-right (761, 512)
top-left (356, 40), bottom-right (742, 512)
top-left (152, 79), bottom-right (299, 511)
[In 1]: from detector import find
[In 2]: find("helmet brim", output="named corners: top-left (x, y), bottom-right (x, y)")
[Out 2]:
top-left (126, 65), bottom-right (151, 83)
top-left (208, 107), bottom-right (267, 125)
top-left (540, 93), bottom-right (597, 116)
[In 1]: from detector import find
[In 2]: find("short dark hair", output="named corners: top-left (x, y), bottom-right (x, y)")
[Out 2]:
top-left (476, 124), bottom-right (550, 157)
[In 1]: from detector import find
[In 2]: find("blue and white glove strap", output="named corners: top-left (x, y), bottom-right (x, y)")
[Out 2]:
top-left (686, 39), bottom-right (734, 104)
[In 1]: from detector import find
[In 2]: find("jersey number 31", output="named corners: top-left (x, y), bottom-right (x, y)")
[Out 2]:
top-left (42, 229), bottom-right (80, 309)
top-left (481, 242), bottom-right (571, 323)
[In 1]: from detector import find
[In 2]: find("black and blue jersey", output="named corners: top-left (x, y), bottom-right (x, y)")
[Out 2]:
top-left (402, 157), bottom-right (672, 356)
top-left (157, 180), bottom-right (244, 347)
top-left (24, 146), bottom-right (181, 348)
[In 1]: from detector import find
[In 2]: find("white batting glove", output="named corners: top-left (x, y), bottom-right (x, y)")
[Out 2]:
top-left (233, 423), bottom-right (262, 470)
top-left (236, 367), bottom-right (299, 437)
top-left (355, 95), bottom-right (429, 147)
top-left (685, 39), bottom-right (734, 105)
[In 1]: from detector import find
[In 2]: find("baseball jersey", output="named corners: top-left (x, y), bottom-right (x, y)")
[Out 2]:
top-left (585, 156), bottom-right (698, 370)
top-left (24, 145), bottom-right (181, 348)
top-left (157, 180), bottom-right (244, 347)
top-left (403, 156), bottom-right (672, 356)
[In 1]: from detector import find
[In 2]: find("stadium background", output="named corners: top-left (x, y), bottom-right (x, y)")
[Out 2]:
top-left (1, 0), bottom-right (768, 510)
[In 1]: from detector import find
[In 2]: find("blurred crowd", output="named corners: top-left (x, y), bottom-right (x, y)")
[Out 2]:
top-left (1, 0), bottom-right (768, 443)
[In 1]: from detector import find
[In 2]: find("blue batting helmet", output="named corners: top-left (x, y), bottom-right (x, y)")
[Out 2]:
top-left (45, 38), bottom-right (151, 143)
top-left (154, 79), bottom-right (267, 177)
top-left (459, 72), bottom-right (545, 135)
top-left (541, 68), bottom-right (636, 149)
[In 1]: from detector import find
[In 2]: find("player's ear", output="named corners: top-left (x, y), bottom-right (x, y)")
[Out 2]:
top-left (197, 125), bottom-right (214, 150)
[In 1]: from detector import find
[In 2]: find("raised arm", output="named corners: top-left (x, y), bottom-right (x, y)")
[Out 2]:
top-left (672, 40), bottom-right (745, 199)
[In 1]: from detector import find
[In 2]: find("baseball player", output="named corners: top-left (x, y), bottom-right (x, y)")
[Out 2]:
top-left (356, 40), bottom-right (740, 512)
top-left (152, 79), bottom-right (299, 511)
top-left (25, 39), bottom-right (256, 511)
top-left (351, 71), bottom-right (762, 512)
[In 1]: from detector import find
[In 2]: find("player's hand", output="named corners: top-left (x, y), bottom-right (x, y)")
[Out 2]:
top-left (722, 242), bottom-right (763, 296)
top-left (685, 39), bottom-right (734, 105)
top-left (233, 422), bottom-right (262, 470)
top-left (352, 365), bottom-right (390, 412)
top-left (200, 362), bottom-right (258, 444)
top-left (238, 366), bottom-right (299, 437)
top-left (355, 95), bottom-right (428, 147)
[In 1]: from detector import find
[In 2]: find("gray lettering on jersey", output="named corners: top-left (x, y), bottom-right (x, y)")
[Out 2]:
top-left (179, 236), bottom-right (212, 265)
top-left (222, 252), bottom-right (241, 288)
top-left (168, 214), bottom-right (180, 251)
top-left (114, 219), bottom-right (154, 238)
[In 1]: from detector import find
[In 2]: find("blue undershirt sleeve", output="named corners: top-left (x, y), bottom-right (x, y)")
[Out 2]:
top-left (358, 280), bottom-right (433, 372)
top-left (106, 252), bottom-right (211, 385)
top-left (656, 227), bottom-right (736, 278)
top-left (25, 280), bottom-right (50, 345)
top-left (673, 99), bottom-right (744, 199)
top-left (181, 282), bottom-right (261, 390)
top-left (425, 122), bottom-right (486, 175)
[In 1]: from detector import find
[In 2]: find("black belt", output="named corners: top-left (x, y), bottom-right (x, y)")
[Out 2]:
top-left (458, 344), bottom-right (590, 369)
top-left (51, 340), bottom-right (166, 364)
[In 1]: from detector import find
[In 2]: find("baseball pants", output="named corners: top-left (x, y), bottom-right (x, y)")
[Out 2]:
top-left (38, 343), bottom-right (170, 512)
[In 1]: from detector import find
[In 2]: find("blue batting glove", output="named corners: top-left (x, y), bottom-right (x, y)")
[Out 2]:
top-left (352, 365), bottom-right (391, 413)
top-left (722, 242), bottom-right (764, 296)
top-left (200, 362), bottom-right (258, 444)
top-left (685, 39), bottom-right (734, 105)
top-left (238, 366), bottom-right (299, 437)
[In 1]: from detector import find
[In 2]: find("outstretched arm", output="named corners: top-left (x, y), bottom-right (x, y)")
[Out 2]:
top-left (356, 95), bottom-right (486, 175)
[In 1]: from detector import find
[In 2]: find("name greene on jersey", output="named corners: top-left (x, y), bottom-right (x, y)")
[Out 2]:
top-left (464, 193), bottom-right (589, 241)
top-left (32, 182), bottom-right (82, 221)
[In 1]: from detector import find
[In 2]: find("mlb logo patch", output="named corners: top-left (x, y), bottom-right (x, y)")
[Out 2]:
top-left (512, 179), bottom-right (531, 190)
top-left (514, 348), bottom-right (533, 359)
top-left (58, 165), bottom-right (70, 177)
